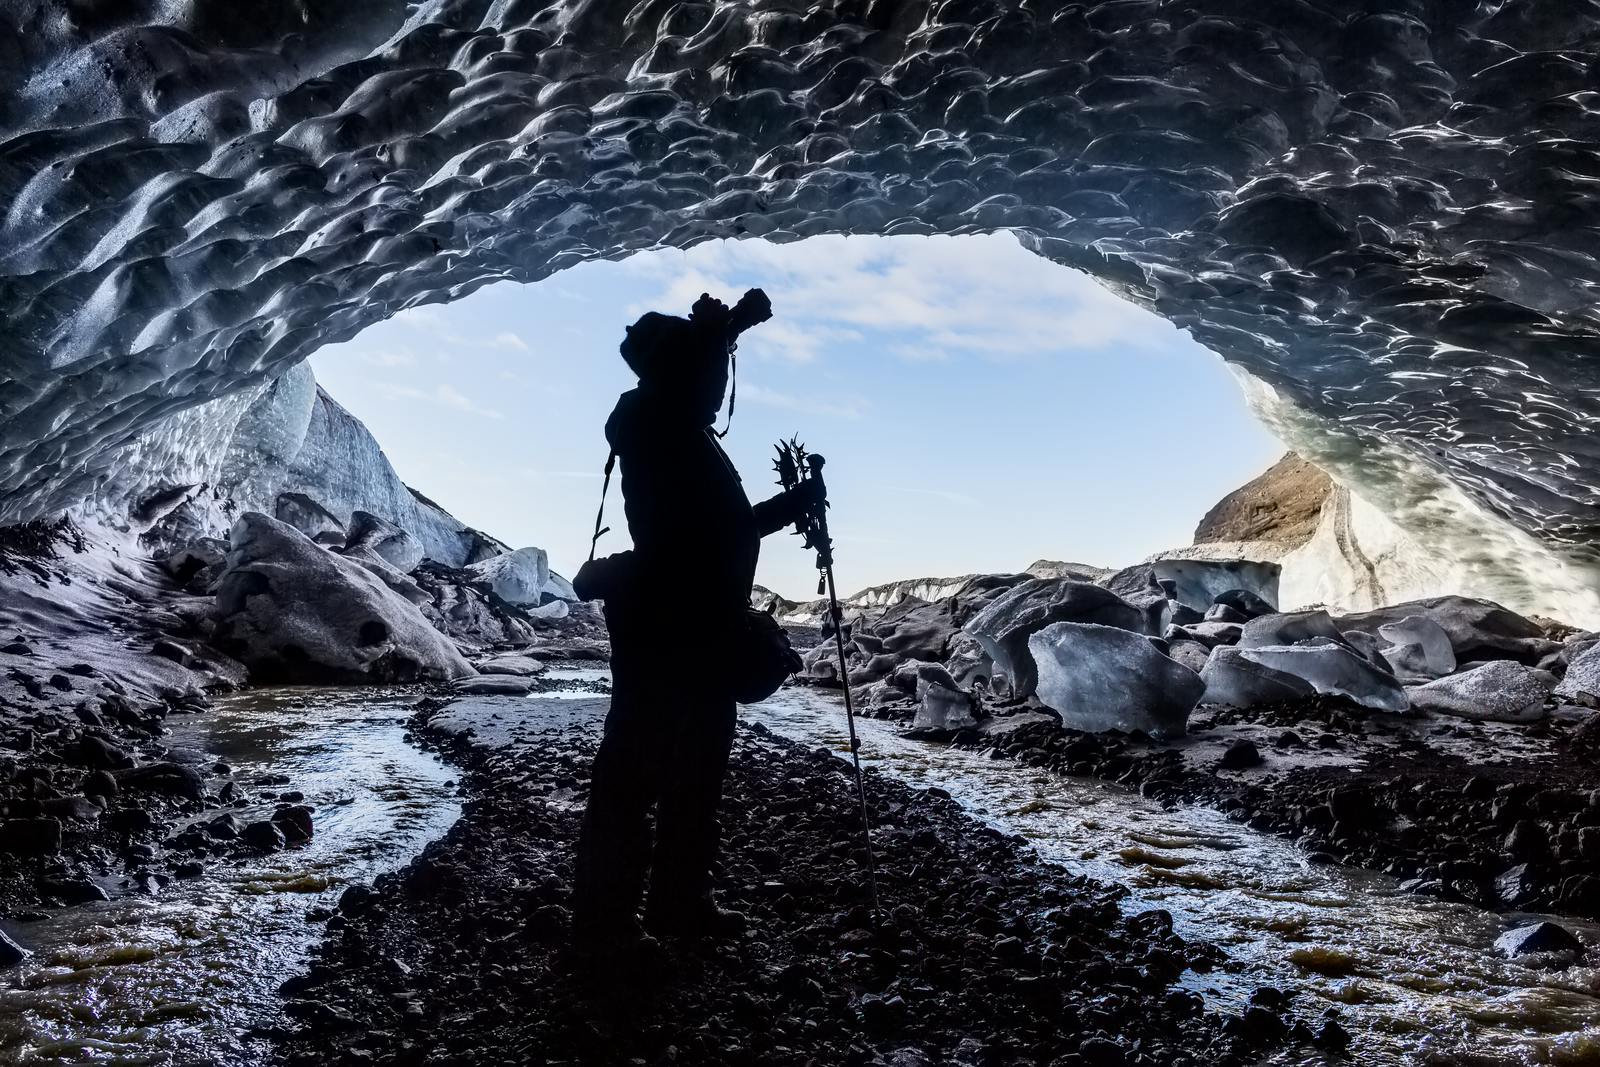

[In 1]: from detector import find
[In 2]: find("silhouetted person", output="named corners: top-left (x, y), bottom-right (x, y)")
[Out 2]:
top-left (571, 290), bottom-right (817, 954)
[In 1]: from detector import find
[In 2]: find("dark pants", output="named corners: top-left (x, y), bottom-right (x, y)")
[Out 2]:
top-left (573, 634), bottom-right (738, 933)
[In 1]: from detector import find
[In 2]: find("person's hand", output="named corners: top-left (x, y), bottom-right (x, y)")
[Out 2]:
top-left (690, 292), bottom-right (729, 326)
top-left (794, 475), bottom-right (826, 514)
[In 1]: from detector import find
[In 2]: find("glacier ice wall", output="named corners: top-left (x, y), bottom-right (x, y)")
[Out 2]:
top-left (2, 0), bottom-right (1600, 613)
top-left (81, 361), bottom-right (493, 565)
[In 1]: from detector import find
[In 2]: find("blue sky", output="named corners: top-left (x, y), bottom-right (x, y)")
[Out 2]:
top-left (311, 233), bottom-right (1282, 599)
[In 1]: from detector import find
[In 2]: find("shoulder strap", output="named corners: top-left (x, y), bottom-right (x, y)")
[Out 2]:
top-left (588, 450), bottom-right (616, 562)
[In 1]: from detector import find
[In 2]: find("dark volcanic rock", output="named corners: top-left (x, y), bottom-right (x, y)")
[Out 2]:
top-left (1495, 922), bottom-right (1584, 958)
top-left (274, 716), bottom-right (1253, 1067)
top-left (0, 929), bottom-right (27, 968)
top-left (0, 818), bottom-right (62, 856)
top-left (1195, 454), bottom-right (1332, 549)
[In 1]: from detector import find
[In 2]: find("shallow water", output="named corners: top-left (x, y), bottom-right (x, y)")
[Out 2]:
top-left (0, 689), bottom-right (459, 1067)
top-left (750, 688), bottom-right (1600, 1067)
top-left (6, 674), bottom-right (1598, 1066)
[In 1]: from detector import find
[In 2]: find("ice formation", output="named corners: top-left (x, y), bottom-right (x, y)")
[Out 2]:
top-left (3, 0), bottom-right (1600, 622)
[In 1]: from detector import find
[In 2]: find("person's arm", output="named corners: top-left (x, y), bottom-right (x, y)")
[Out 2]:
top-left (752, 480), bottom-right (823, 538)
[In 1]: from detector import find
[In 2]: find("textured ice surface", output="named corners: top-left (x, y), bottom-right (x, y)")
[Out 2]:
top-left (1148, 558), bottom-right (1279, 614)
top-left (1234, 643), bottom-right (1409, 713)
top-left (5, 1), bottom-right (1600, 621)
top-left (466, 546), bottom-right (553, 606)
top-left (1406, 661), bottom-right (1554, 724)
top-left (1028, 622), bottom-right (1201, 738)
top-left (965, 578), bottom-right (1143, 697)
top-left (211, 513), bottom-right (474, 683)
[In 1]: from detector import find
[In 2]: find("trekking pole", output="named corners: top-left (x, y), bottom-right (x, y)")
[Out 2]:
top-left (775, 442), bottom-right (880, 917)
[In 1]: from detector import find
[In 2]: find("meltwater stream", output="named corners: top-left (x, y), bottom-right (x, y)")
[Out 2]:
top-left (0, 689), bottom-right (459, 1066)
top-left (752, 688), bottom-right (1600, 1067)
top-left (3, 674), bottom-right (1598, 1065)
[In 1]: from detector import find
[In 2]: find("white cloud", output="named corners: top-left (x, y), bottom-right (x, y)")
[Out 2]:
top-left (358, 348), bottom-right (418, 368)
top-left (377, 382), bottom-right (505, 420)
top-left (490, 331), bottom-right (529, 351)
top-left (623, 233), bottom-right (1180, 366)
top-left (738, 382), bottom-right (867, 421)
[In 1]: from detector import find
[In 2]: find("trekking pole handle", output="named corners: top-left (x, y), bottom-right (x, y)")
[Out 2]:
top-left (804, 455), bottom-right (833, 569)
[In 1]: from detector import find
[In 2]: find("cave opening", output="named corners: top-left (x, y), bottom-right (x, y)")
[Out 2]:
top-left (307, 230), bottom-right (1283, 600)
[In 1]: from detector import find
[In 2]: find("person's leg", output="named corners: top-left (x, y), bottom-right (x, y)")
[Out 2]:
top-left (644, 691), bottom-right (738, 932)
top-left (572, 663), bottom-right (668, 940)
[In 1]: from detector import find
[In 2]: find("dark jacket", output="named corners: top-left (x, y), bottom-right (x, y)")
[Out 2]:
top-left (600, 388), bottom-right (800, 633)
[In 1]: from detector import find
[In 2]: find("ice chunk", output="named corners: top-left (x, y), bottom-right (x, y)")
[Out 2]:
top-left (212, 513), bottom-right (473, 684)
top-left (1376, 615), bottom-right (1456, 683)
top-left (1200, 646), bottom-right (1317, 707)
top-left (1028, 622), bottom-right (1203, 738)
top-left (466, 547), bottom-right (553, 606)
top-left (343, 511), bottom-right (424, 573)
top-left (1234, 643), bottom-right (1408, 712)
top-left (1149, 558), bottom-right (1280, 613)
top-left (965, 579), bottom-right (1144, 698)
top-left (1407, 661), bottom-right (1553, 723)
top-left (1556, 641), bottom-right (1600, 707)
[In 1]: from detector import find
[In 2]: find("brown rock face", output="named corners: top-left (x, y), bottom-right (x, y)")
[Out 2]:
top-left (1194, 455), bottom-right (1333, 549)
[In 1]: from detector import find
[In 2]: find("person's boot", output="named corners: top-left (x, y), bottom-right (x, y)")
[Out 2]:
top-left (643, 891), bottom-right (749, 940)
top-left (565, 912), bottom-right (668, 977)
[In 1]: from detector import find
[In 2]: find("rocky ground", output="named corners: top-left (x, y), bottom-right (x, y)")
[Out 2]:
top-left (0, 514), bottom-right (595, 944)
top-left (0, 518), bottom-right (255, 927)
top-left (272, 696), bottom-right (1348, 1067)
top-left (959, 696), bottom-right (1600, 922)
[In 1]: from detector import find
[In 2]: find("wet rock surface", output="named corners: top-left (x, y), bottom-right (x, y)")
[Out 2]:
top-left (964, 697), bottom-right (1600, 921)
top-left (273, 704), bottom-right (1285, 1067)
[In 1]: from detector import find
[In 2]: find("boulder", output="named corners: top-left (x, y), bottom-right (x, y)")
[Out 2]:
top-left (874, 598), bottom-right (960, 663)
top-left (477, 654), bottom-right (546, 677)
top-left (910, 666), bottom-right (976, 732)
top-left (1166, 622), bottom-right (1242, 649)
top-left (275, 492), bottom-right (344, 541)
top-left (1097, 565), bottom-right (1171, 634)
top-left (966, 580), bottom-right (1145, 698)
top-left (545, 571), bottom-right (578, 602)
top-left (0, 929), bottom-right (27, 969)
top-left (1149, 558), bottom-right (1280, 613)
top-left (466, 547), bottom-right (553, 606)
top-left (1335, 597), bottom-right (1559, 666)
top-left (1213, 589), bottom-right (1277, 620)
top-left (452, 675), bottom-right (535, 696)
top-left (1205, 603), bottom-right (1249, 624)
top-left (1200, 646), bottom-right (1316, 707)
top-left (1167, 638), bottom-right (1212, 675)
top-left (117, 762), bottom-right (205, 800)
top-left (212, 514), bottom-right (474, 684)
top-left (1233, 644), bottom-right (1409, 712)
top-left (943, 631), bottom-right (994, 690)
top-left (1027, 622), bottom-right (1203, 738)
top-left (0, 817), bottom-right (63, 856)
top-left (343, 511), bottom-right (424, 573)
top-left (1407, 661), bottom-right (1554, 722)
top-left (1495, 922), bottom-right (1584, 957)
top-left (162, 537), bottom-right (228, 593)
top-left (1375, 616), bottom-right (1456, 683)
top-left (1341, 629), bottom-right (1388, 666)
top-left (1556, 642), bottom-right (1600, 707)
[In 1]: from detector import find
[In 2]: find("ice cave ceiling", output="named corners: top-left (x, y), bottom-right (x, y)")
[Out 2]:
top-left (2, 0), bottom-right (1600, 609)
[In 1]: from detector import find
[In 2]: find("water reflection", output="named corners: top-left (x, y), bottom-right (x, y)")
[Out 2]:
top-left (0, 689), bottom-right (459, 1067)
top-left (750, 688), bottom-right (1600, 1067)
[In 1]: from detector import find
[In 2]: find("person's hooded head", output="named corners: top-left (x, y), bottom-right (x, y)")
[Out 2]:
top-left (619, 311), bottom-right (729, 426)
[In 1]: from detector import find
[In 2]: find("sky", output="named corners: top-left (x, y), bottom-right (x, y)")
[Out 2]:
top-left (311, 233), bottom-right (1283, 600)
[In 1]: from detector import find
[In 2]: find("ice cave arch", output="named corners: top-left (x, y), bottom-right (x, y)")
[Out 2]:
top-left (2, 0), bottom-right (1600, 621)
